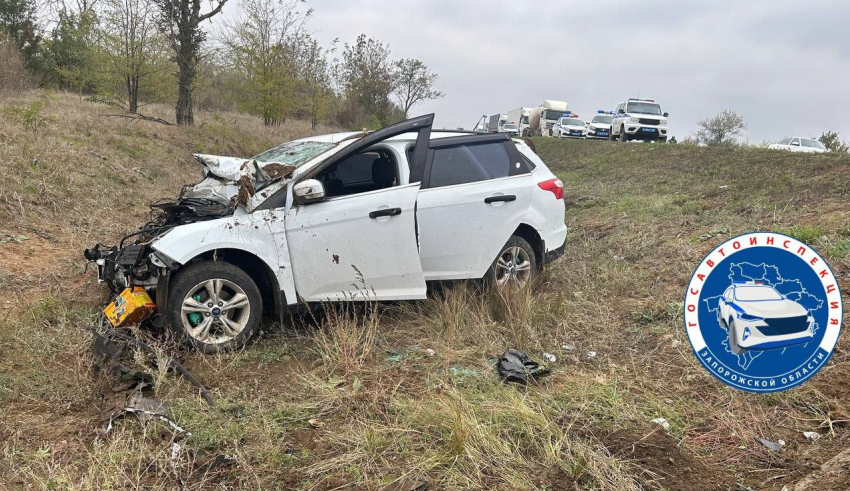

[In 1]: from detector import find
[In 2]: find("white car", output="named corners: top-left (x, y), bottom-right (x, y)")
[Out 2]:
top-left (610, 98), bottom-right (669, 142)
top-left (717, 281), bottom-right (814, 354)
top-left (768, 137), bottom-right (827, 153)
top-left (552, 117), bottom-right (586, 138)
top-left (501, 122), bottom-right (520, 137)
top-left (585, 112), bottom-right (613, 140)
top-left (86, 115), bottom-right (567, 352)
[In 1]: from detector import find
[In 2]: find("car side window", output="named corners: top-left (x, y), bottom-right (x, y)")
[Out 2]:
top-left (427, 141), bottom-right (512, 188)
top-left (779, 137), bottom-right (792, 145)
top-left (315, 148), bottom-right (398, 198)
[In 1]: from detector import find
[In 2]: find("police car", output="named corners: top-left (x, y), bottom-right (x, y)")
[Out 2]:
top-left (610, 98), bottom-right (669, 142)
top-left (585, 111), bottom-right (613, 140)
top-left (552, 116), bottom-right (586, 138)
top-left (717, 281), bottom-right (814, 355)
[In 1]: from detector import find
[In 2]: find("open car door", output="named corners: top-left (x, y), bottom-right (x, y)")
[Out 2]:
top-left (281, 115), bottom-right (433, 302)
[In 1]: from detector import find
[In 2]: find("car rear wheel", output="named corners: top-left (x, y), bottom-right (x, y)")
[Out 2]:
top-left (167, 261), bottom-right (263, 353)
top-left (619, 126), bottom-right (628, 142)
top-left (485, 235), bottom-right (537, 289)
top-left (728, 320), bottom-right (748, 355)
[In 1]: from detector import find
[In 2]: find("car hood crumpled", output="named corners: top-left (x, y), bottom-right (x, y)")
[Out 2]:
top-left (182, 154), bottom-right (296, 209)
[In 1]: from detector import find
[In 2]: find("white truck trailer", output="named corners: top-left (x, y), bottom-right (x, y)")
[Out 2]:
top-left (508, 107), bottom-right (534, 137)
top-left (487, 113), bottom-right (508, 133)
top-left (528, 100), bottom-right (569, 137)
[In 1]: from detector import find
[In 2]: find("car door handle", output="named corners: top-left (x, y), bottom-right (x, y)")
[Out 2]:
top-left (369, 207), bottom-right (402, 219)
top-left (484, 195), bottom-right (516, 204)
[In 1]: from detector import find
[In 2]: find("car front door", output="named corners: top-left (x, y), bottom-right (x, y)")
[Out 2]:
top-left (279, 115), bottom-right (433, 302)
top-left (415, 134), bottom-right (535, 281)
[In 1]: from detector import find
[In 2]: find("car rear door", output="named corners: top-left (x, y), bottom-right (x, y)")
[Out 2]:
top-left (281, 115), bottom-right (433, 302)
top-left (414, 134), bottom-right (535, 280)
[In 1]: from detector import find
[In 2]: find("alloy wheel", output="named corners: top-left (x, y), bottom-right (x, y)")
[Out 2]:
top-left (495, 246), bottom-right (532, 287)
top-left (181, 278), bottom-right (251, 345)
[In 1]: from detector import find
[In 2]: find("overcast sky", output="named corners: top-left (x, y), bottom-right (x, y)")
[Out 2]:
top-left (217, 0), bottom-right (850, 142)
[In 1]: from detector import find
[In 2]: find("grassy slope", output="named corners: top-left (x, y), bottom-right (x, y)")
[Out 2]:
top-left (1, 93), bottom-right (849, 491)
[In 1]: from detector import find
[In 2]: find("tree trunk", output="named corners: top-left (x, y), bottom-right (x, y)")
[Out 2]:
top-left (176, 57), bottom-right (195, 126)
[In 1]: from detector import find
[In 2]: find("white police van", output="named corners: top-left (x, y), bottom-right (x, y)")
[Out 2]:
top-left (610, 98), bottom-right (669, 142)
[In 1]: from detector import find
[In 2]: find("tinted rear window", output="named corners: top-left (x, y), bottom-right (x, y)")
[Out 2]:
top-left (428, 142), bottom-right (511, 188)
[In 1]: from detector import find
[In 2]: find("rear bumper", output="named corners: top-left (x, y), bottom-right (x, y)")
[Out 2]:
top-left (541, 236), bottom-right (566, 265)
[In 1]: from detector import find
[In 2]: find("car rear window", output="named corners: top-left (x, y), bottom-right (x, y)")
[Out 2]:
top-left (428, 142), bottom-right (511, 188)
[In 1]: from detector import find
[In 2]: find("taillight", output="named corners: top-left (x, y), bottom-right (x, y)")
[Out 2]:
top-left (538, 178), bottom-right (564, 199)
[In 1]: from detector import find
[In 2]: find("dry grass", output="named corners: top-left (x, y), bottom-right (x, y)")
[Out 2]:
top-left (2, 93), bottom-right (850, 490)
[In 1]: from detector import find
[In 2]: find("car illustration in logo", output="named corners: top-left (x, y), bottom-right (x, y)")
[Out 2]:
top-left (717, 281), bottom-right (814, 354)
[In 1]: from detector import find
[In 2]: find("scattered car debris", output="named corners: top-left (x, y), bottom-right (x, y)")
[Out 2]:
top-left (424, 348), bottom-right (436, 356)
top-left (543, 352), bottom-right (557, 363)
top-left (92, 327), bottom-right (215, 405)
top-left (496, 349), bottom-right (551, 383)
top-left (756, 437), bottom-right (785, 452)
top-left (587, 351), bottom-right (598, 358)
top-left (803, 431), bottom-right (821, 442)
top-left (381, 475), bottom-right (429, 491)
top-left (561, 344), bottom-right (575, 352)
top-left (650, 417), bottom-right (671, 431)
top-left (104, 393), bottom-right (191, 436)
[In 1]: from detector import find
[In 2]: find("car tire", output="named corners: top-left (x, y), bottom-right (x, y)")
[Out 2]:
top-left (485, 235), bottom-right (537, 289)
top-left (619, 126), bottom-right (628, 142)
top-left (167, 261), bottom-right (263, 353)
top-left (659, 137), bottom-right (668, 143)
top-left (609, 130), bottom-right (616, 141)
top-left (728, 320), bottom-right (748, 355)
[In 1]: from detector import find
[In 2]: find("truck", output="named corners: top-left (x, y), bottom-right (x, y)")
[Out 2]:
top-left (508, 107), bottom-right (534, 137)
top-left (528, 100), bottom-right (569, 137)
top-left (487, 113), bottom-right (508, 133)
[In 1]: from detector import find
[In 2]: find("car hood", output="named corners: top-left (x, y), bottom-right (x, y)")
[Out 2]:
top-left (181, 154), bottom-right (297, 209)
top-left (739, 299), bottom-right (808, 318)
top-left (563, 125), bottom-right (585, 131)
top-left (589, 124), bottom-right (611, 130)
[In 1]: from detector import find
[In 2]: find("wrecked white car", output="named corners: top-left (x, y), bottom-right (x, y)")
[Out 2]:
top-left (86, 115), bottom-right (567, 352)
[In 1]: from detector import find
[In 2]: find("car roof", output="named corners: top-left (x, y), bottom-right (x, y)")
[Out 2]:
top-left (290, 130), bottom-right (495, 145)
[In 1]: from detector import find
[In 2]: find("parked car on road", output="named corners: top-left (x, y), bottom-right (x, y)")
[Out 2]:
top-left (552, 117), bottom-right (586, 138)
top-left (768, 137), bottom-right (827, 153)
top-left (86, 115), bottom-right (568, 352)
top-left (717, 281), bottom-right (814, 355)
top-left (610, 98), bottom-right (669, 142)
top-left (585, 112), bottom-right (613, 140)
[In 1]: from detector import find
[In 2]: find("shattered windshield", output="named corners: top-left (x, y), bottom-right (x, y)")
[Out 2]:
top-left (252, 141), bottom-right (336, 167)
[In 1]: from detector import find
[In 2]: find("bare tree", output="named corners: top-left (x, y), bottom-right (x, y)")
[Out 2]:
top-left (154, 0), bottom-right (227, 125)
top-left (219, 0), bottom-right (310, 125)
top-left (695, 109), bottom-right (746, 147)
top-left (392, 58), bottom-right (443, 117)
top-left (101, 0), bottom-right (167, 112)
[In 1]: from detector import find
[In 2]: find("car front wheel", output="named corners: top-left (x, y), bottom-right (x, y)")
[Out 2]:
top-left (167, 261), bottom-right (263, 353)
top-left (619, 126), bottom-right (628, 142)
top-left (485, 236), bottom-right (537, 288)
top-left (728, 320), bottom-right (748, 355)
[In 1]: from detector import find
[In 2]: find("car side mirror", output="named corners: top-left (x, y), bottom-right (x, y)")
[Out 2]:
top-left (663, 112), bottom-right (669, 117)
top-left (617, 109), bottom-right (625, 114)
top-left (293, 179), bottom-right (325, 204)
top-left (791, 142), bottom-right (800, 146)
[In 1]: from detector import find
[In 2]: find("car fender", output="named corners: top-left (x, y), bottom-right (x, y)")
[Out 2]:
top-left (150, 210), bottom-right (298, 306)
